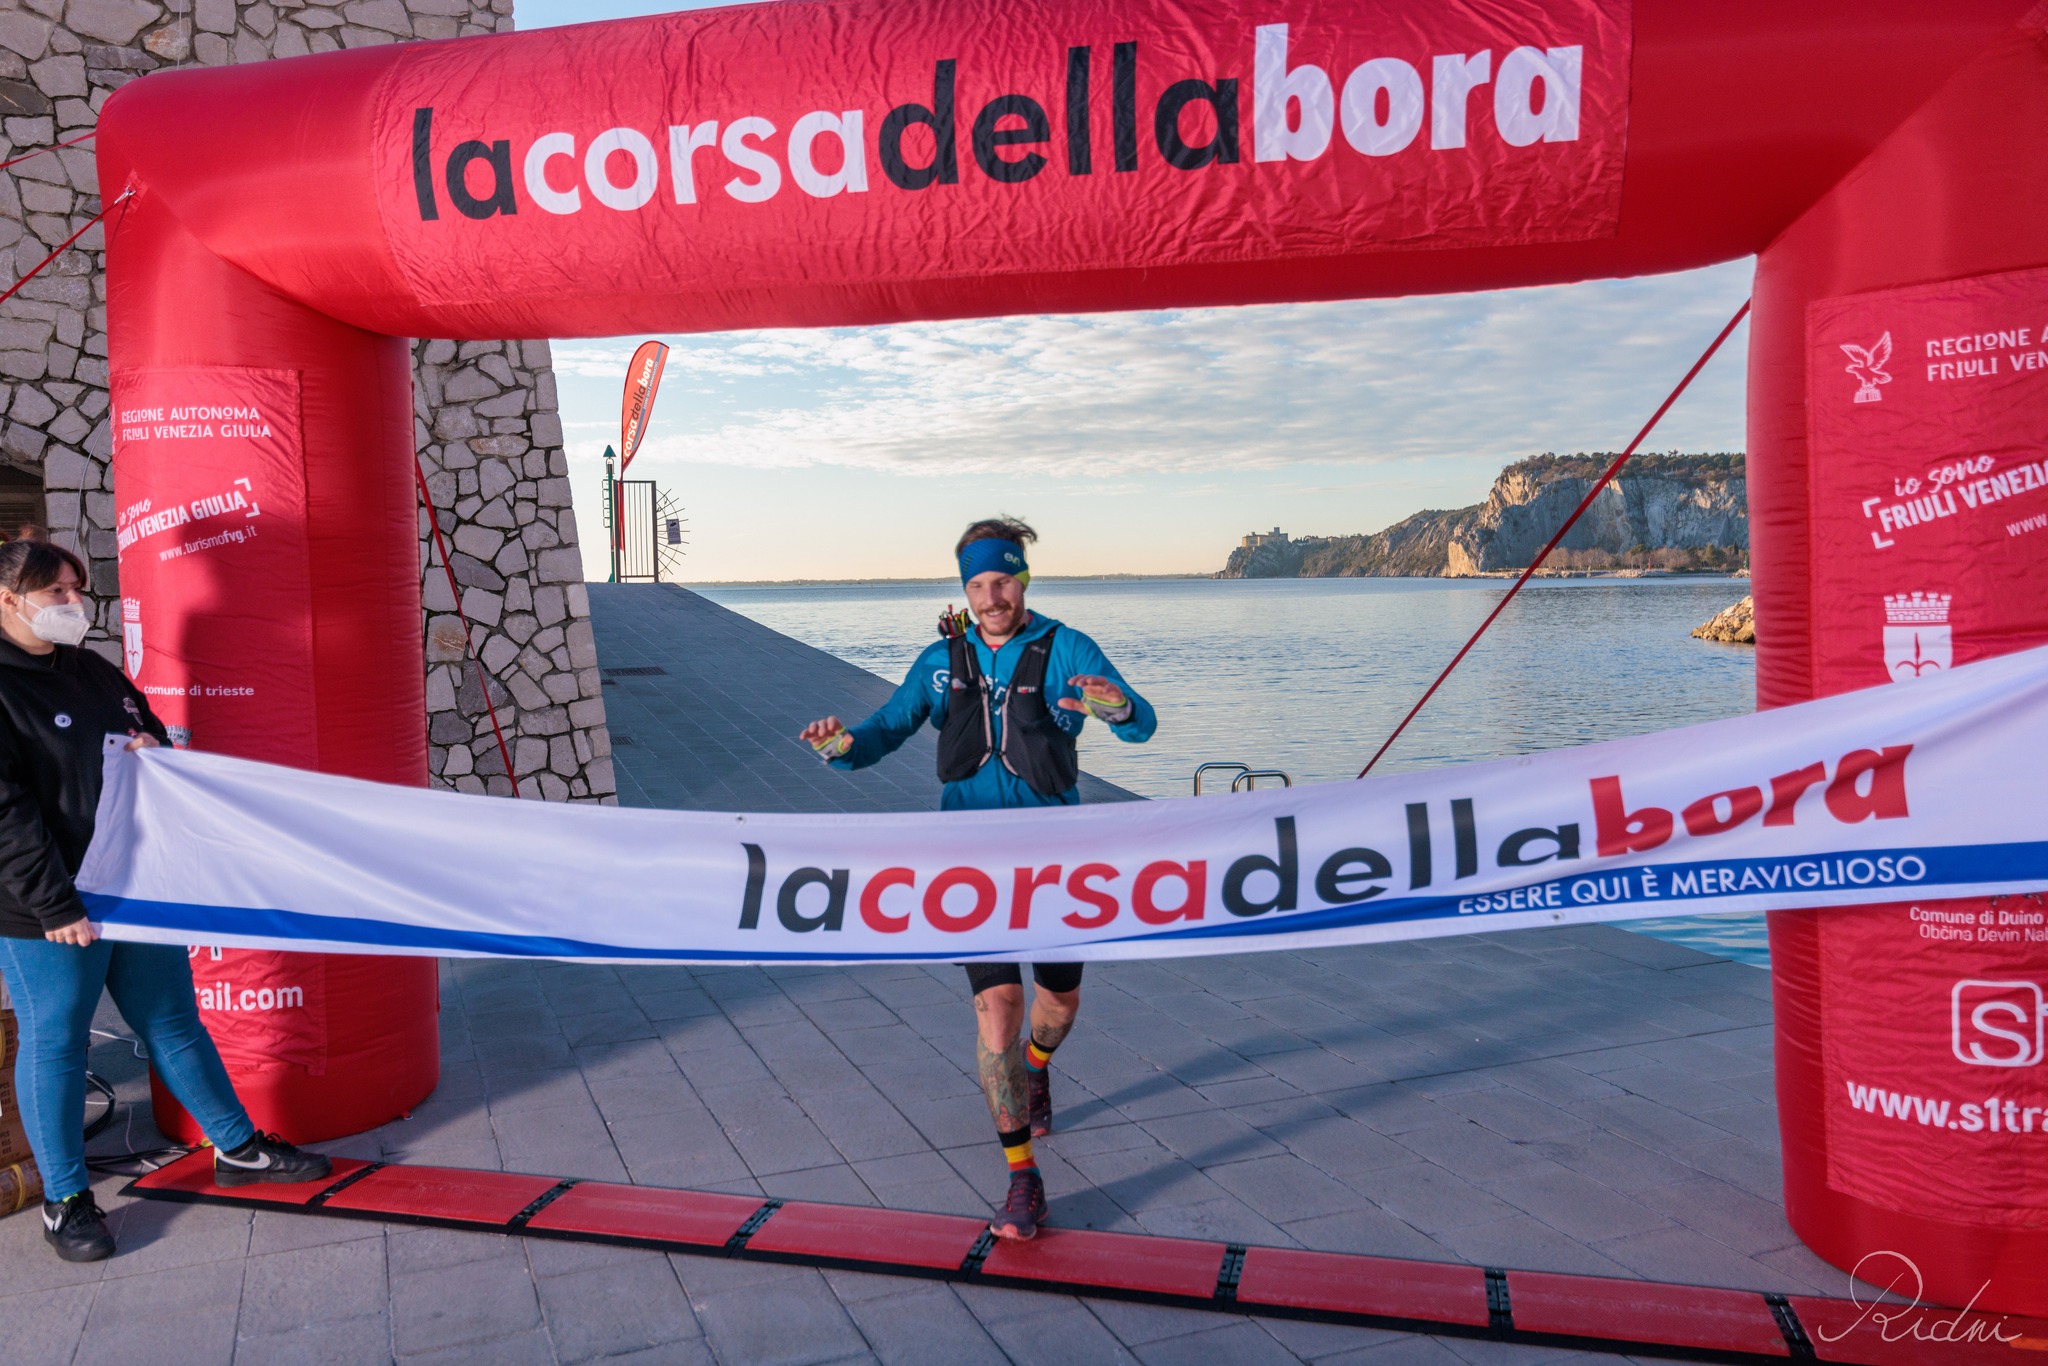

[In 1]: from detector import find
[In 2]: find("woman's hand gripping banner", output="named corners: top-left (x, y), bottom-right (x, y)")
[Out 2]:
top-left (78, 646), bottom-right (2048, 965)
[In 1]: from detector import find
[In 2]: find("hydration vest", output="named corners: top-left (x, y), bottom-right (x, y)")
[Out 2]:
top-left (935, 621), bottom-right (1079, 798)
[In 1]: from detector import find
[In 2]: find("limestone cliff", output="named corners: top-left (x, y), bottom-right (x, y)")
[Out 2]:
top-left (1220, 453), bottom-right (1748, 578)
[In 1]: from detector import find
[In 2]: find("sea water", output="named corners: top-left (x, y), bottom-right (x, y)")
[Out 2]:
top-left (693, 576), bottom-right (1770, 966)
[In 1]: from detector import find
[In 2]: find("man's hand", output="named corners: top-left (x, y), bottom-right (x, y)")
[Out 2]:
top-left (800, 716), bottom-right (853, 758)
top-left (1059, 675), bottom-right (1132, 724)
top-left (125, 733), bottom-right (159, 752)
top-left (46, 918), bottom-right (94, 947)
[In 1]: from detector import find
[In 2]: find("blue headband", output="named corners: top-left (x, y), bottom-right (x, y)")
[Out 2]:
top-left (958, 538), bottom-right (1030, 587)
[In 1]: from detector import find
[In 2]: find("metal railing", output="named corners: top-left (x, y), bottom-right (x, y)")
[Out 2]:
top-left (1193, 762), bottom-right (1292, 795)
top-left (1192, 762), bottom-right (1249, 795)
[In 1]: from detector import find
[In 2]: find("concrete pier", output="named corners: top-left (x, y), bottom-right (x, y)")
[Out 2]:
top-left (0, 585), bottom-right (1843, 1365)
top-left (592, 585), bottom-right (1138, 812)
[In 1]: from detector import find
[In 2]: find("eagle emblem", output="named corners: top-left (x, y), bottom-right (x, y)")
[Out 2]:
top-left (1841, 332), bottom-right (1893, 403)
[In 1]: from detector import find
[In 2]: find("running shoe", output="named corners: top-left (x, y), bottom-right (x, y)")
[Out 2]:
top-left (213, 1132), bottom-right (333, 1187)
top-left (1027, 1066), bottom-right (1053, 1137)
top-left (989, 1169), bottom-right (1048, 1240)
top-left (43, 1191), bottom-right (115, 1262)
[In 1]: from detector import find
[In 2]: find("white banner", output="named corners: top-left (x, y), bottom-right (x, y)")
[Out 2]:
top-left (80, 646), bottom-right (2048, 965)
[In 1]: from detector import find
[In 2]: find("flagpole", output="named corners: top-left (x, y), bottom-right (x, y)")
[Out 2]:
top-left (603, 445), bottom-right (618, 584)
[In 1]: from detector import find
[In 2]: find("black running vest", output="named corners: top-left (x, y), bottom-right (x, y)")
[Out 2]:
top-left (935, 624), bottom-right (1079, 798)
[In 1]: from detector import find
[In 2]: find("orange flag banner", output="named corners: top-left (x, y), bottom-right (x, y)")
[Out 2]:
top-left (619, 339), bottom-right (669, 471)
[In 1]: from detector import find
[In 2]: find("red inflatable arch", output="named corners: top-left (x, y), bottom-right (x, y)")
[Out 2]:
top-left (95, 0), bottom-right (2048, 1313)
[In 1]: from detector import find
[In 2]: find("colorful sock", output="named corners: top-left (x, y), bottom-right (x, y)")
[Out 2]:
top-left (999, 1125), bottom-right (1037, 1174)
top-left (1024, 1038), bottom-right (1054, 1073)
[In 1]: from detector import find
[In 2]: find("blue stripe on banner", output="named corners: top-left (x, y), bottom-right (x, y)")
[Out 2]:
top-left (1111, 841), bottom-right (2048, 947)
top-left (83, 840), bottom-right (2048, 964)
top-left (81, 894), bottom-right (911, 963)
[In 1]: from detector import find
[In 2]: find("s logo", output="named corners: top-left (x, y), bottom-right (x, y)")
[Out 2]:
top-left (1952, 979), bottom-right (2046, 1067)
top-left (932, 669), bottom-right (953, 694)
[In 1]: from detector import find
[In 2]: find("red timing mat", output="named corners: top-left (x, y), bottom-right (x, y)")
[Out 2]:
top-left (745, 1201), bottom-right (986, 1271)
top-left (1506, 1270), bottom-right (1792, 1358)
top-left (978, 1226), bottom-right (1227, 1298)
top-left (1237, 1247), bottom-right (1494, 1327)
top-left (523, 1182), bottom-right (763, 1248)
top-left (127, 1151), bottom-right (2048, 1364)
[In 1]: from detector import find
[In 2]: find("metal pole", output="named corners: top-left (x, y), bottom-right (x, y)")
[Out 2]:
top-left (603, 446), bottom-right (618, 584)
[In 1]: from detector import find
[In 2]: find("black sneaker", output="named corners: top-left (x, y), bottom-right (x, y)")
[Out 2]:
top-left (213, 1132), bottom-right (333, 1187)
top-left (989, 1169), bottom-right (1048, 1241)
top-left (44, 1191), bottom-right (115, 1262)
top-left (1027, 1066), bottom-right (1053, 1138)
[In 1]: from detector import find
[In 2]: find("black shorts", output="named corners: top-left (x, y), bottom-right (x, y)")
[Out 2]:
top-left (963, 962), bottom-right (1085, 996)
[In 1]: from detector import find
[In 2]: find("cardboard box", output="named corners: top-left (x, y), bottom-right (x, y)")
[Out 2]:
top-left (0, 1103), bottom-right (27, 1166)
top-left (1, 1003), bottom-right (39, 1194)
top-left (0, 1156), bottom-right (41, 1217)
top-left (0, 1024), bottom-right (27, 1166)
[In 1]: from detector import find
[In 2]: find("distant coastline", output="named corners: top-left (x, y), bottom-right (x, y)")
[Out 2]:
top-left (676, 570), bottom-right (1749, 588)
top-left (1220, 452), bottom-right (1749, 579)
top-left (678, 573), bottom-right (1215, 588)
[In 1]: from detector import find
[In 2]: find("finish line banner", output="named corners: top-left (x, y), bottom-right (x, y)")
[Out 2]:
top-left (80, 646), bottom-right (2048, 966)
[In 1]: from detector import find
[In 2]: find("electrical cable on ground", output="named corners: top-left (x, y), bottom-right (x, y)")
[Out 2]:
top-left (1357, 299), bottom-right (1753, 778)
top-left (414, 458), bottom-right (522, 796)
top-left (82, 1072), bottom-right (116, 1141)
top-left (81, 1031), bottom-right (183, 1169)
top-left (90, 1026), bottom-right (148, 1060)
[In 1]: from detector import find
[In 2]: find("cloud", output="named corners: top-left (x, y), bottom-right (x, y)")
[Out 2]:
top-left (558, 262), bottom-right (1753, 480)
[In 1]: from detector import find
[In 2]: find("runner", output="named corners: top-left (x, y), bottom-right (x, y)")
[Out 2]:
top-left (797, 517), bottom-right (1156, 1240)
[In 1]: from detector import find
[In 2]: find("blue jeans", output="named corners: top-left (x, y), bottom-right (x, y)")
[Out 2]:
top-left (0, 937), bottom-right (253, 1202)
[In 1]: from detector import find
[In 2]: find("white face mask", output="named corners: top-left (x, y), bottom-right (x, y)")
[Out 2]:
top-left (24, 601), bottom-right (89, 647)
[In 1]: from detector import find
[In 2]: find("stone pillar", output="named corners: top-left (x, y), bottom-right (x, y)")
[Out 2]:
top-left (0, 0), bottom-right (614, 804)
top-left (417, 339), bottom-right (612, 801)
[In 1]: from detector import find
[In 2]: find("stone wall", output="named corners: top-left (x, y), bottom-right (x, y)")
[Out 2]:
top-left (0, 0), bottom-right (615, 803)
top-left (417, 339), bottom-right (612, 801)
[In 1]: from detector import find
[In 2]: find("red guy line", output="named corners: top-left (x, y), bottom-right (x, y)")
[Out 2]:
top-left (0, 189), bottom-right (129, 311)
top-left (1358, 299), bottom-right (1754, 778)
top-left (414, 459), bottom-right (522, 798)
top-left (0, 129), bottom-right (95, 173)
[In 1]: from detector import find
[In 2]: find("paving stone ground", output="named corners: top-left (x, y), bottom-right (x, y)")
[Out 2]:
top-left (0, 585), bottom-right (1856, 1365)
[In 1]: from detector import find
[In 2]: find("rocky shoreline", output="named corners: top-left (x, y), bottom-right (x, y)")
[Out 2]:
top-left (1692, 595), bottom-right (1756, 644)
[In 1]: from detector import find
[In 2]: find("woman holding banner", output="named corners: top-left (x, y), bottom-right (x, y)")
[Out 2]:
top-left (0, 538), bottom-right (329, 1262)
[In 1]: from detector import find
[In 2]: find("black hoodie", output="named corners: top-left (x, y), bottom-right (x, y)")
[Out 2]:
top-left (0, 637), bottom-right (167, 938)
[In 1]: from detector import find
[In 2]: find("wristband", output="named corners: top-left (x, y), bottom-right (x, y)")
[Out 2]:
top-left (1080, 687), bottom-right (1132, 724)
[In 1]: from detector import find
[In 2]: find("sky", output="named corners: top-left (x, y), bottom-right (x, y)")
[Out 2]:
top-left (519, 0), bottom-right (1755, 583)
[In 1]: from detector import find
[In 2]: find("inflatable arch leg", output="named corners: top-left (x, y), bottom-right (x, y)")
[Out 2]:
top-left (108, 189), bottom-right (438, 1143)
top-left (1752, 23), bottom-right (2048, 1315)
